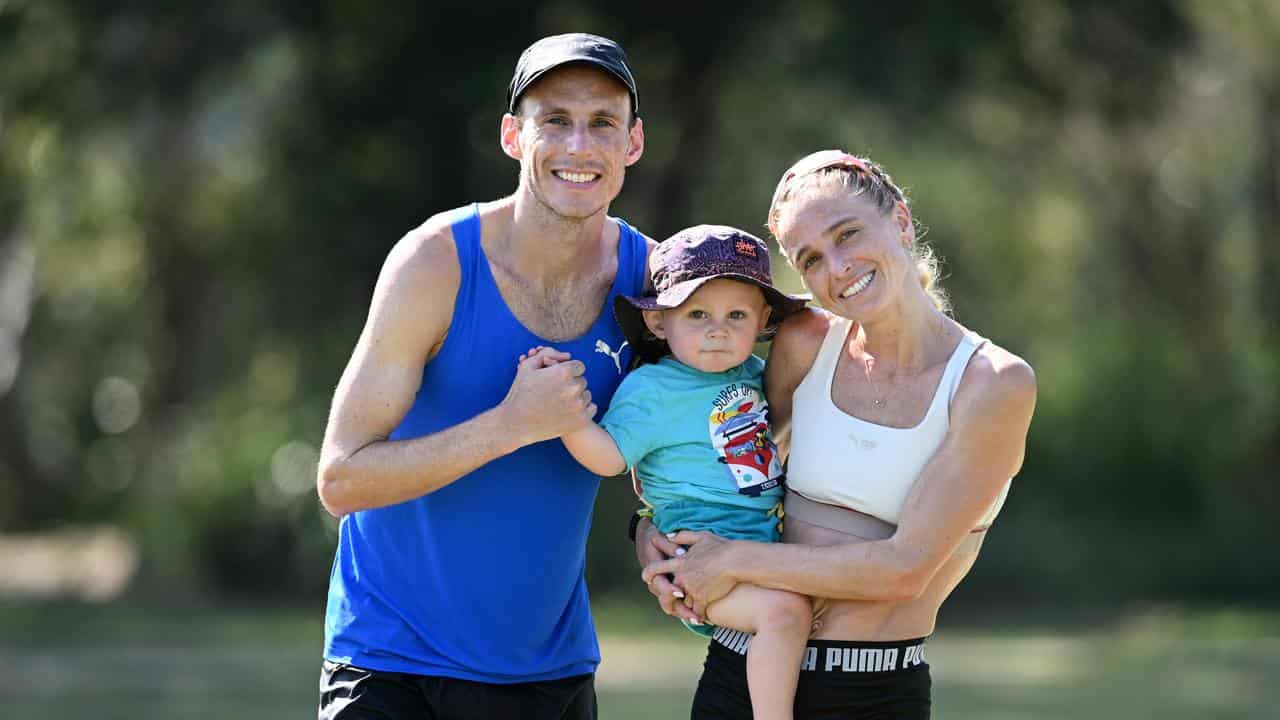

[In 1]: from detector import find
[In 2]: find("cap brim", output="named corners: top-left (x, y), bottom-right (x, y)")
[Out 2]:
top-left (509, 60), bottom-right (638, 114)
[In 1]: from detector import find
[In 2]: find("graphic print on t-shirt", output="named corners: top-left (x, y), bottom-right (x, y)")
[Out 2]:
top-left (709, 383), bottom-right (783, 497)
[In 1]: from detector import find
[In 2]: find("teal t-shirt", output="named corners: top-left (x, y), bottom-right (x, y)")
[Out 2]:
top-left (601, 355), bottom-right (784, 542)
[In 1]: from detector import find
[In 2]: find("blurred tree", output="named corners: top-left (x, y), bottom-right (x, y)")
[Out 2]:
top-left (1, 0), bottom-right (1276, 605)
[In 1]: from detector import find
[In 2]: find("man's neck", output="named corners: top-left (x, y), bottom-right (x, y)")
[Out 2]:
top-left (504, 192), bottom-right (612, 282)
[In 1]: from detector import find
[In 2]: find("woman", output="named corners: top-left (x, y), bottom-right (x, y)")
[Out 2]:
top-left (637, 150), bottom-right (1037, 718)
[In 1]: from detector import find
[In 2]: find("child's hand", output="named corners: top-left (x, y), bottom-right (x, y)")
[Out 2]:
top-left (517, 346), bottom-right (570, 369)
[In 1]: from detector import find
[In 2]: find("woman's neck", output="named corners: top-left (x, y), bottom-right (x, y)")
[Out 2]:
top-left (851, 288), bottom-right (954, 372)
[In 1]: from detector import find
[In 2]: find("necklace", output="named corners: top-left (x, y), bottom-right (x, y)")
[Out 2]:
top-left (861, 356), bottom-right (890, 408)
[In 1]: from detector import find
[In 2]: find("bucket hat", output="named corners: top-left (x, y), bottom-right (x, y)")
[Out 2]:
top-left (615, 225), bottom-right (809, 362)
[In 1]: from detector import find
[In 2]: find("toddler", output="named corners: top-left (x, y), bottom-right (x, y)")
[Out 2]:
top-left (524, 225), bottom-right (810, 720)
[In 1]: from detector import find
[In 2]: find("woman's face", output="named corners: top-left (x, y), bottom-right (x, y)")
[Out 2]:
top-left (775, 187), bottom-right (914, 321)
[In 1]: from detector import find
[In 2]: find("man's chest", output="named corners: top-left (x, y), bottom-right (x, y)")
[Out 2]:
top-left (492, 271), bottom-right (615, 342)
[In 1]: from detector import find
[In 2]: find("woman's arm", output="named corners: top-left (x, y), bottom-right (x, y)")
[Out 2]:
top-left (765, 308), bottom-right (828, 458)
top-left (634, 517), bottom-right (701, 623)
top-left (647, 345), bottom-right (1037, 616)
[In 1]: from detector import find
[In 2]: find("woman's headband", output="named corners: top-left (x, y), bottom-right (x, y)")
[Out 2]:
top-left (769, 150), bottom-right (874, 215)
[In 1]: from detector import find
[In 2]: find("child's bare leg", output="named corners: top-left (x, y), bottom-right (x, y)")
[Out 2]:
top-left (706, 583), bottom-right (811, 720)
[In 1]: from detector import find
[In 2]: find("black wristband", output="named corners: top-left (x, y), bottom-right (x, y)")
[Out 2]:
top-left (627, 510), bottom-right (644, 543)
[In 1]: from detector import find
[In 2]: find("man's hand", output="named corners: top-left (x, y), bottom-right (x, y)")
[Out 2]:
top-left (641, 530), bottom-right (740, 619)
top-left (635, 518), bottom-right (701, 624)
top-left (502, 347), bottom-right (596, 444)
top-left (517, 346), bottom-right (559, 368)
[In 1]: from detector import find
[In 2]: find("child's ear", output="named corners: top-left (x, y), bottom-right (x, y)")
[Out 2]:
top-left (757, 293), bottom-right (775, 333)
top-left (642, 309), bottom-right (666, 339)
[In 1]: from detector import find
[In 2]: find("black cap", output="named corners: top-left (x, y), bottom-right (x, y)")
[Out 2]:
top-left (507, 33), bottom-right (638, 115)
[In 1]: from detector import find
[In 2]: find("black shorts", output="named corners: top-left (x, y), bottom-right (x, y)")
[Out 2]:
top-left (318, 661), bottom-right (596, 720)
top-left (692, 629), bottom-right (932, 719)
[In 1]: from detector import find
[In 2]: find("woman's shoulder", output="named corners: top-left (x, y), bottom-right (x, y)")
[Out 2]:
top-left (766, 307), bottom-right (838, 391)
top-left (772, 307), bottom-right (838, 355)
top-left (954, 331), bottom-right (1037, 419)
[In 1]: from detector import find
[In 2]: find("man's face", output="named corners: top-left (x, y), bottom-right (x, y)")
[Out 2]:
top-left (501, 64), bottom-right (644, 220)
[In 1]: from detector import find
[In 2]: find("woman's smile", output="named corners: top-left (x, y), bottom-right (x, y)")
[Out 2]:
top-left (839, 270), bottom-right (876, 299)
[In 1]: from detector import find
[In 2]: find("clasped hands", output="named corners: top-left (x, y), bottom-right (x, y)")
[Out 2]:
top-left (510, 347), bottom-right (739, 621)
top-left (502, 346), bottom-right (596, 443)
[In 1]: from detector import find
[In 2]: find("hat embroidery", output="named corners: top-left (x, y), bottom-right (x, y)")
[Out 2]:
top-left (734, 239), bottom-right (757, 258)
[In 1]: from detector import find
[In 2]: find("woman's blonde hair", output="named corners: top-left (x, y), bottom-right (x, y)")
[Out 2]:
top-left (767, 151), bottom-right (950, 314)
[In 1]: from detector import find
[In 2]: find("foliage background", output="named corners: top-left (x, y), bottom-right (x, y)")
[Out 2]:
top-left (2, 0), bottom-right (1277, 618)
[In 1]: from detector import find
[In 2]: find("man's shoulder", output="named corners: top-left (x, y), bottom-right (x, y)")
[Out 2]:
top-left (404, 201), bottom-right (497, 253)
top-left (374, 204), bottom-right (495, 309)
top-left (635, 228), bottom-right (658, 278)
top-left (628, 225), bottom-right (658, 252)
top-left (387, 200), bottom-right (510, 282)
top-left (608, 214), bottom-right (656, 244)
top-left (610, 215), bottom-right (658, 286)
top-left (399, 205), bottom-right (463, 254)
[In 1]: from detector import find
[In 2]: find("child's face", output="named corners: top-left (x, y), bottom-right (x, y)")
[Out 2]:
top-left (643, 278), bottom-right (771, 373)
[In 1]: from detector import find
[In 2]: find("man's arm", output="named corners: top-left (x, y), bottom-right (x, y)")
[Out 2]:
top-left (518, 346), bottom-right (621, 476)
top-left (316, 221), bottom-right (594, 517)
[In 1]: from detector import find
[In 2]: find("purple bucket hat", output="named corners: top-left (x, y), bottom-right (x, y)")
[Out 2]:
top-left (615, 225), bottom-right (809, 362)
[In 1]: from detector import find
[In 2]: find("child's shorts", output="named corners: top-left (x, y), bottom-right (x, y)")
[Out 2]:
top-left (682, 618), bottom-right (718, 637)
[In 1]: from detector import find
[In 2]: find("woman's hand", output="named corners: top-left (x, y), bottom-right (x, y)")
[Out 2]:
top-left (636, 519), bottom-right (700, 623)
top-left (642, 530), bottom-right (741, 619)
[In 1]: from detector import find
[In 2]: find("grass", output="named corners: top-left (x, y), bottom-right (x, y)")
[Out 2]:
top-left (1, 598), bottom-right (1277, 718)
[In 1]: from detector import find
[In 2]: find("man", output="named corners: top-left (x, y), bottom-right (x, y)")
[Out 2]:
top-left (316, 33), bottom-right (653, 719)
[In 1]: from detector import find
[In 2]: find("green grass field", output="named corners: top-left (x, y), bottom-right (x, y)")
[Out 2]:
top-left (1, 599), bottom-right (1276, 718)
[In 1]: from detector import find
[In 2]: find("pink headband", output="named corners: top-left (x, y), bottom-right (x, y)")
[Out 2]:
top-left (769, 150), bottom-right (874, 218)
top-left (780, 150), bottom-right (871, 185)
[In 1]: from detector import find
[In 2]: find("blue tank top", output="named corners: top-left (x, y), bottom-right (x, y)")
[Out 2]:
top-left (323, 203), bottom-right (648, 683)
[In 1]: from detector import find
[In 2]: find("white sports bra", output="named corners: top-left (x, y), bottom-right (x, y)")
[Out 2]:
top-left (786, 315), bottom-right (1010, 529)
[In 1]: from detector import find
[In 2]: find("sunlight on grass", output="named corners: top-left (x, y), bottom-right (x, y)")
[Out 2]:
top-left (0, 601), bottom-right (1276, 719)
top-left (928, 634), bottom-right (1091, 685)
top-left (591, 601), bottom-right (1280, 719)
